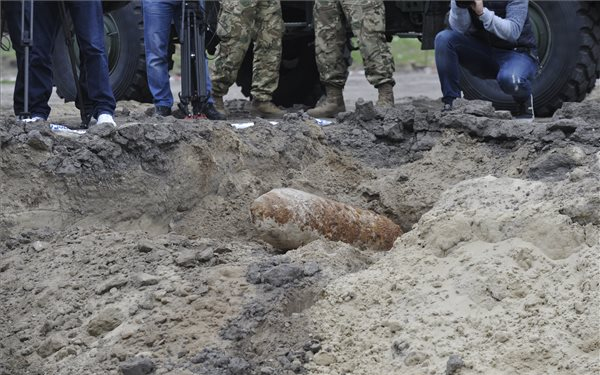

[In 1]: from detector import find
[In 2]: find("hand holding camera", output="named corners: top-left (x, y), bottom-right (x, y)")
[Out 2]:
top-left (456, 0), bottom-right (485, 16)
top-left (455, 1), bottom-right (474, 8)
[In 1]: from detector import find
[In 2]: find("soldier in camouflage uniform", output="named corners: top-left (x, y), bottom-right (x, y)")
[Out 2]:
top-left (308, 0), bottom-right (396, 118)
top-left (211, 0), bottom-right (284, 118)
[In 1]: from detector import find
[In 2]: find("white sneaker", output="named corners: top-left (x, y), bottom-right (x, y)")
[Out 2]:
top-left (19, 115), bottom-right (45, 123)
top-left (97, 113), bottom-right (116, 127)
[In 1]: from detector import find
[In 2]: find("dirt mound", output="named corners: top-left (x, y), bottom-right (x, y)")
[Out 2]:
top-left (306, 177), bottom-right (599, 375)
top-left (1, 98), bottom-right (598, 375)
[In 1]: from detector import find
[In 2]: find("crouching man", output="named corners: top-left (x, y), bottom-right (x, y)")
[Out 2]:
top-left (435, 0), bottom-right (538, 119)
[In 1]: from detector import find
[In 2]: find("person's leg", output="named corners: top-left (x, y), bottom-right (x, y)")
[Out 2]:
top-left (142, 0), bottom-right (178, 110)
top-left (210, 0), bottom-right (253, 98)
top-left (68, 0), bottom-right (116, 118)
top-left (306, 0), bottom-right (348, 117)
top-left (343, 0), bottom-right (394, 88)
top-left (496, 49), bottom-right (538, 118)
top-left (434, 29), bottom-right (497, 105)
top-left (495, 49), bottom-right (538, 102)
top-left (251, 0), bottom-right (283, 102)
top-left (27, 1), bottom-right (60, 120)
top-left (313, 0), bottom-right (348, 89)
top-left (3, 0), bottom-right (26, 116)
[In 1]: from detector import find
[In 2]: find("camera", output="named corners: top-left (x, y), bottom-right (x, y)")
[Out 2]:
top-left (456, 0), bottom-right (475, 9)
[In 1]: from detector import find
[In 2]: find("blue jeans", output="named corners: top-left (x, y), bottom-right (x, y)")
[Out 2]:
top-left (435, 29), bottom-right (538, 105)
top-left (2, 0), bottom-right (29, 116)
top-left (26, 0), bottom-right (116, 119)
top-left (142, 0), bottom-right (214, 107)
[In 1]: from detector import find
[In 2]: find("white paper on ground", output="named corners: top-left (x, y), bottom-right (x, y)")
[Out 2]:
top-left (230, 121), bottom-right (278, 130)
top-left (50, 124), bottom-right (87, 135)
top-left (231, 122), bottom-right (255, 129)
top-left (315, 119), bottom-right (333, 126)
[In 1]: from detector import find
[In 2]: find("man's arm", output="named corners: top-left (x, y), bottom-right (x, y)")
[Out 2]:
top-left (449, 0), bottom-right (472, 33)
top-left (472, 0), bottom-right (529, 43)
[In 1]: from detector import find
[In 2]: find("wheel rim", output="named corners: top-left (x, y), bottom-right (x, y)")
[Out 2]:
top-left (528, 1), bottom-right (551, 68)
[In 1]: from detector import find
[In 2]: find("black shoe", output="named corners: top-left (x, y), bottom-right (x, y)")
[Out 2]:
top-left (515, 95), bottom-right (534, 120)
top-left (441, 103), bottom-right (453, 112)
top-left (203, 102), bottom-right (227, 120)
top-left (155, 106), bottom-right (172, 117)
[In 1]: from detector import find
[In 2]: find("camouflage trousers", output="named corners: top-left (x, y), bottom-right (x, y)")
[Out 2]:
top-left (313, 0), bottom-right (395, 88)
top-left (210, 0), bottom-right (283, 101)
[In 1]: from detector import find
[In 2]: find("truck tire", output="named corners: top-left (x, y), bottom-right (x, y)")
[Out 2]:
top-left (272, 36), bottom-right (322, 108)
top-left (52, 1), bottom-right (153, 103)
top-left (236, 36), bottom-right (323, 108)
top-left (460, 1), bottom-right (600, 117)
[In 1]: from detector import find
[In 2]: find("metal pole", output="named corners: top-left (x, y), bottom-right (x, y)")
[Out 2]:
top-left (178, 0), bottom-right (209, 117)
top-left (195, 0), bottom-right (207, 107)
top-left (20, 0), bottom-right (33, 118)
top-left (178, 2), bottom-right (192, 116)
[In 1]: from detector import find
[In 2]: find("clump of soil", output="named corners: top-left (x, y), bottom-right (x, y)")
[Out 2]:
top-left (0, 97), bottom-right (598, 375)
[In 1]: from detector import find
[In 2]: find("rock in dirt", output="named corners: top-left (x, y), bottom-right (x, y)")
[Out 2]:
top-left (96, 277), bottom-right (128, 295)
top-left (248, 262), bottom-right (305, 287)
top-left (27, 130), bottom-right (53, 151)
top-left (228, 357), bottom-right (251, 374)
top-left (88, 123), bottom-right (116, 138)
top-left (303, 262), bottom-right (320, 276)
top-left (36, 335), bottom-right (67, 358)
top-left (446, 354), bottom-right (465, 375)
top-left (137, 239), bottom-right (160, 253)
top-left (87, 307), bottom-right (125, 336)
top-left (250, 188), bottom-right (402, 251)
top-left (354, 99), bottom-right (379, 121)
top-left (119, 357), bottom-right (155, 375)
top-left (175, 249), bottom-right (198, 267)
top-left (31, 241), bottom-right (49, 252)
top-left (313, 352), bottom-right (337, 366)
top-left (133, 272), bottom-right (160, 287)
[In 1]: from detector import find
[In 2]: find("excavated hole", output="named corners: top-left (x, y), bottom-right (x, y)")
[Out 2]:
top-left (1, 97), bottom-right (599, 375)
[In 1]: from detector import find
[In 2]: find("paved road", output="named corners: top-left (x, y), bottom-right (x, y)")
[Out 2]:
top-left (2, 66), bottom-right (598, 117)
top-left (0, 69), bottom-right (442, 115)
top-left (219, 69), bottom-right (443, 110)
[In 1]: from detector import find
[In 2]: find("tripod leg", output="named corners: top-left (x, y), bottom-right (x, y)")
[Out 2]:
top-left (58, 1), bottom-right (88, 127)
top-left (178, 7), bottom-right (192, 116)
top-left (20, 0), bottom-right (33, 118)
top-left (192, 12), bottom-right (208, 110)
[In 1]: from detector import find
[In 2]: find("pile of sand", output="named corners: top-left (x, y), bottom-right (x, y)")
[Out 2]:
top-left (304, 176), bottom-right (599, 375)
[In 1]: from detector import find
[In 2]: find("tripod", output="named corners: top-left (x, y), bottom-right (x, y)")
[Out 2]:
top-left (178, 0), bottom-right (209, 118)
top-left (19, 0), bottom-right (33, 119)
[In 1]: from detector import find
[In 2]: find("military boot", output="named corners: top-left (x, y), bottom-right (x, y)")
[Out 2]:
top-left (307, 85), bottom-right (345, 118)
top-left (213, 96), bottom-right (226, 114)
top-left (376, 83), bottom-right (395, 108)
top-left (251, 100), bottom-right (285, 119)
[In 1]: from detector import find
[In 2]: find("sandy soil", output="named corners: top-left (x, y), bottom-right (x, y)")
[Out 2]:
top-left (0, 75), bottom-right (599, 375)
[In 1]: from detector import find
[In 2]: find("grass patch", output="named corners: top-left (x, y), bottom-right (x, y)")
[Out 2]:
top-left (351, 36), bottom-right (434, 69)
top-left (0, 46), bottom-right (17, 58)
top-left (0, 37), bottom-right (435, 78)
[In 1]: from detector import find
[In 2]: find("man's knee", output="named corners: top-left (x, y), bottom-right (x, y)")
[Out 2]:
top-left (434, 29), bottom-right (460, 50)
top-left (497, 71), bottom-right (531, 97)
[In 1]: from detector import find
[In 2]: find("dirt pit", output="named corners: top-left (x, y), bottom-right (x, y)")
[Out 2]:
top-left (1, 97), bottom-right (599, 375)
